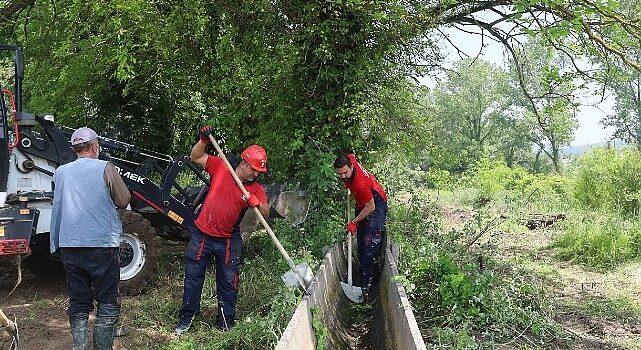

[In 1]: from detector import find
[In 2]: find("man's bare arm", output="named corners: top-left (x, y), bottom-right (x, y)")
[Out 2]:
top-left (353, 198), bottom-right (375, 224)
top-left (191, 140), bottom-right (209, 167)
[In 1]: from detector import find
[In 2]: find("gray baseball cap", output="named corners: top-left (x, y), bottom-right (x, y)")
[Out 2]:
top-left (71, 127), bottom-right (98, 145)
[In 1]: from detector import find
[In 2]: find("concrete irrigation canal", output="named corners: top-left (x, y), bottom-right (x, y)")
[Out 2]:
top-left (276, 236), bottom-right (426, 350)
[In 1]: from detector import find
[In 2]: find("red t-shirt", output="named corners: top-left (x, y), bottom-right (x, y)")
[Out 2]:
top-left (195, 156), bottom-right (268, 238)
top-left (344, 154), bottom-right (387, 209)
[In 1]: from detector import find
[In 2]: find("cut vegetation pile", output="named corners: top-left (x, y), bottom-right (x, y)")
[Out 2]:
top-left (377, 147), bottom-right (641, 349)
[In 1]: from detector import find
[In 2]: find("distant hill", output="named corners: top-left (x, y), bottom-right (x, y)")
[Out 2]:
top-left (562, 140), bottom-right (625, 157)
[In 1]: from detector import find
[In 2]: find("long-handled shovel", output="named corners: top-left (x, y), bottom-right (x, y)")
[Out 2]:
top-left (340, 190), bottom-right (364, 303)
top-left (207, 134), bottom-right (313, 293)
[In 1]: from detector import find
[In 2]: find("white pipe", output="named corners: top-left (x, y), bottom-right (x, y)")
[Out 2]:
top-left (0, 192), bottom-right (6, 207)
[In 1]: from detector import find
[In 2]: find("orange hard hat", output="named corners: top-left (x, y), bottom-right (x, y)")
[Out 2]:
top-left (241, 145), bottom-right (268, 172)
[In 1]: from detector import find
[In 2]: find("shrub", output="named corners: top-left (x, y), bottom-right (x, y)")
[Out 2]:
top-left (552, 214), bottom-right (641, 269)
top-left (573, 147), bottom-right (641, 216)
top-left (389, 193), bottom-right (559, 347)
top-left (425, 168), bottom-right (455, 190)
top-left (467, 159), bottom-right (519, 198)
top-left (463, 159), bottom-right (572, 207)
top-left (370, 156), bottom-right (432, 193)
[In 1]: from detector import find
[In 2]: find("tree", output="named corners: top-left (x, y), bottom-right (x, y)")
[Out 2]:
top-left (495, 108), bottom-right (533, 168)
top-left (509, 39), bottom-right (579, 173)
top-left (427, 58), bottom-right (512, 171)
top-left (588, 0), bottom-right (641, 149)
top-left (601, 52), bottom-right (641, 148)
top-left (0, 0), bottom-right (442, 188)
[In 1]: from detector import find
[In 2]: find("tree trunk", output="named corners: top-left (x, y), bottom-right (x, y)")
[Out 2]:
top-left (551, 145), bottom-right (561, 174)
top-left (505, 145), bottom-right (514, 167)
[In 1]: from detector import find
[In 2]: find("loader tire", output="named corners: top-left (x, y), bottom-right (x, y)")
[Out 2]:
top-left (118, 210), bottom-right (159, 295)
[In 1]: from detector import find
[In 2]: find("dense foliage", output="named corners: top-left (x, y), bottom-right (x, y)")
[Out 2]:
top-left (553, 214), bottom-right (641, 269)
top-left (442, 146), bottom-right (641, 271)
top-left (2, 0), bottom-right (641, 186)
top-left (123, 221), bottom-right (303, 349)
top-left (1, 0), bottom-right (440, 190)
top-left (464, 159), bottom-right (573, 206)
top-left (573, 147), bottom-right (641, 216)
top-left (388, 193), bottom-right (561, 348)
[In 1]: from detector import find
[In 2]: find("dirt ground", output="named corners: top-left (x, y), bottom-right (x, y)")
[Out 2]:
top-left (0, 248), bottom-right (178, 350)
top-left (0, 259), bottom-right (147, 350)
top-left (1, 260), bottom-right (75, 350)
top-left (440, 205), bottom-right (641, 349)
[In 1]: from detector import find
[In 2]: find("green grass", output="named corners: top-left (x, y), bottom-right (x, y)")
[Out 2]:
top-left (387, 157), bottom-right (641, 348)
top-left (432, 187), bottom-right (480, 208)
top-left (121, 222), bottom-right (310, 350)
top-left (436, 184), bottom-right (641, 272)
top-left (552, 213), bottom-right (641, 269)
top-left (522, 261), bottom-right (563, 285)
top-left (388, 192), bottom-right (565, 349)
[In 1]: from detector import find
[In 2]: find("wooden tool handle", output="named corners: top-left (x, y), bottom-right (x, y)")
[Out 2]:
top-left (0, 308), bottom-right (16, 332)
top-left (347, 190), bottom-right (353, 285)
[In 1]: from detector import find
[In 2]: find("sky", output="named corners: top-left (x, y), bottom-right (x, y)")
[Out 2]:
top-left (420, 28), bottom-right (616, 147)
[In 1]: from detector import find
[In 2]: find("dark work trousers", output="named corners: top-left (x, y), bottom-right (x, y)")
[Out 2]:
top-left (179, 226), bottom-right (242, 329)
top-left (356, 201), bottom-right (388, 293)
top-left (60, 247), bottom-right (121, 315)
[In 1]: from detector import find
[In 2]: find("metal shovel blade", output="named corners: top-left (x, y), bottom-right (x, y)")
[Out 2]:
top-left (281, 262), bottom-right (313, 290)
top-left (341, 281), bottom-right (364, 303)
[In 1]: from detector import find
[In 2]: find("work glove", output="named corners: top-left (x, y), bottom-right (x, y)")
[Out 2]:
top-left (199, 126), bottom-right (213, 143)
top-left (247, 194), bottom-right (261, 208)
top-left (347, 221), bottom-right (357, 235)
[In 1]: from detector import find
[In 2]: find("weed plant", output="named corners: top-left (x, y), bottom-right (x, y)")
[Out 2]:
top-left (552, 212), bottom-right (641, 269)
top-left (389, 192), bottom-right (563, 348)
top-left (295, 192), bottom-right (346, 259)
top-left (462, 159), bottom-right (574, 209)
top-left (434, 187), bottom-right (481, 209)
top-left (382, 151), bottom-right (641, 348)
top-left (123, 218), bottom-right (325, 349)
top-left (561, 294), bottom-right (641, 324)
top-left (121, 182), bottom-right (350, 350)
top-left (572, 147), bottom-right (641, 216)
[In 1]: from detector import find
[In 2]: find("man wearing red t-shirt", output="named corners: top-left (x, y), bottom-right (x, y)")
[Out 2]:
top-left (175, 126), bottom-right (270, 334)
top-left (334, 153), bottom-right (388, 301)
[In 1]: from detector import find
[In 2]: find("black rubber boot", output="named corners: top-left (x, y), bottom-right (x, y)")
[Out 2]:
top-left (69, 313), bottom-right (89, 350)
top-left (93, 303), bottom-right (120, 350)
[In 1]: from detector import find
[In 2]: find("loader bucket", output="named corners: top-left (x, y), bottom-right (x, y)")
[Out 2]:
top-left (273, 190), bottom-right (310, 226)
top-left (240, 188), bottom-right (310, 241)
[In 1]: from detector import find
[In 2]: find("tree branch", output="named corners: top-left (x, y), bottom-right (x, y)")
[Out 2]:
top-left (0, 0), bottom-right (35, 25)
